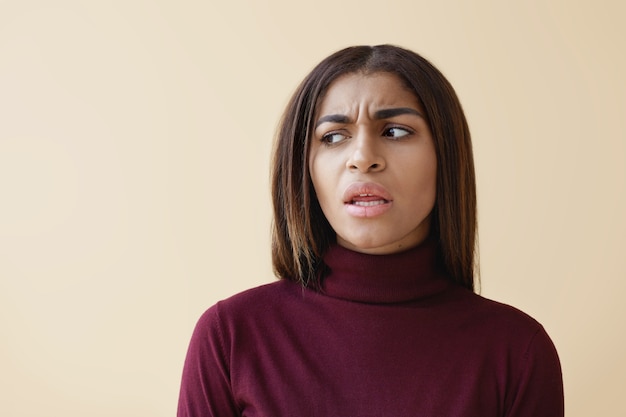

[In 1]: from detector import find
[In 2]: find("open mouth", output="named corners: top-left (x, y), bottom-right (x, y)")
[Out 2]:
top-left (343, 183), bottom-right (393, 217)
top-left (350, 194), bottom-right (390, 207)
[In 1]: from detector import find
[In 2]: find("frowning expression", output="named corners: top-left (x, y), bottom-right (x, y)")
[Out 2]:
top-left (309, 72), bottom-right (437, 254)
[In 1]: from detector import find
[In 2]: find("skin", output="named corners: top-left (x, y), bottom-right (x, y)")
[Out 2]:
top-left (309, 72), bottom-right (437, 255)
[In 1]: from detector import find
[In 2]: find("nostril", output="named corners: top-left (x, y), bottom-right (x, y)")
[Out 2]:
top-left (347, 159), bottom-right (384, 172)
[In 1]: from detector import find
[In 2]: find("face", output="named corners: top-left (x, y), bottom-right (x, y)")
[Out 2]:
top-left (309, 72), bottom-right (437, 255)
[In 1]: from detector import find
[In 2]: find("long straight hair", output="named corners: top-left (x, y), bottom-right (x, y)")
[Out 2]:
top-left (271, 45), bottom-right (478, 291)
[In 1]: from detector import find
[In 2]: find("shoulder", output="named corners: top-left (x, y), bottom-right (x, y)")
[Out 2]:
top-left (450, 287), bottom-right (544, 333)
top-left (194, 280), bottom-right (302, 331)
top-left (216, 279), bottom-right (301, 312)
top-left (454, 293), bottom-right (564, 414)
top-left (440, 286), bottom-right (561, 364)
top-left (450, 288), bottom-right (562, 386)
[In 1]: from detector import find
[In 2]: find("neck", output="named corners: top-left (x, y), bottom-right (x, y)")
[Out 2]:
top-left (319, 237), bottom-right (451, 304)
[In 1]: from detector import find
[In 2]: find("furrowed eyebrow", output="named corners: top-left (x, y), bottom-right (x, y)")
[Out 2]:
top-left (314, 114), bottom-right (351, 128)
top-left (314, 107), bottom-right (424, 129)
top-left (374, 107), bottom-right (424, 119)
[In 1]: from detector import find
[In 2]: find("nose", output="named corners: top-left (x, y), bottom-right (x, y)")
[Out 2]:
top-left (346, 130), bottom-right (386, 173)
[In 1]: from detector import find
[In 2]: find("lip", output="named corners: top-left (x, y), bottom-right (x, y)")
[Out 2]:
top-left (343, 182), bottom-right (393, 218)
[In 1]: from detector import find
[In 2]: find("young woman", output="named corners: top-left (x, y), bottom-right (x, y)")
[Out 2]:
top-left (177, 45), bottom-right (564, 417)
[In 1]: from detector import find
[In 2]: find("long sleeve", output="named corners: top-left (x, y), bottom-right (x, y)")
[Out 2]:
top-left (177, 305), bottom-right (240, 417)
top-left (505, 326), bottom-right (564, 416)
top-left (175, 275), bottom-right (564, 416)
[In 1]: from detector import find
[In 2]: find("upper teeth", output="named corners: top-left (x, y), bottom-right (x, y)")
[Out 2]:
top-left (354, 200), bottom-right (385, 207)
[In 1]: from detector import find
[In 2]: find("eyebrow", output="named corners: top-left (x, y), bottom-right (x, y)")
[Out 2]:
top-left (314, 107), bottom-right (424, 128)
top-left (314, 114), bottom-right (351, 128)
top-left (374, 107), bottom-right (424, 120)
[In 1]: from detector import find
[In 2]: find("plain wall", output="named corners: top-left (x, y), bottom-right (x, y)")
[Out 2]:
top-left (1, 1), bottom-right (624, 415)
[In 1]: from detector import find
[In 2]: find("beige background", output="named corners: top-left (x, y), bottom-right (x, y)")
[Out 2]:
top-left (1, 1), bottom-right (624, 416)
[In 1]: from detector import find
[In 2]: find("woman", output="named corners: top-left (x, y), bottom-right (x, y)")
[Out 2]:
top-left (178, 45), bottom-right (564, 416)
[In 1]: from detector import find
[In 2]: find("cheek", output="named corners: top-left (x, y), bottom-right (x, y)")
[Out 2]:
top-left (309, 157), bottom-right (329, 210)
top-left (310, 173), bottom-right (332, 211)
top-left (309, 149), bottom-right (339, 205)
top-left (308, 154), bottom-right (319, 193)
top-left (404, 156), bottom-right (437, 210)
top-left (423, 165), bottom-right (438, 205)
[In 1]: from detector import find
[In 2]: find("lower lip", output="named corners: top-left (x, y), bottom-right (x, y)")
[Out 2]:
top-left (344, 201), bottom-right (392, 218)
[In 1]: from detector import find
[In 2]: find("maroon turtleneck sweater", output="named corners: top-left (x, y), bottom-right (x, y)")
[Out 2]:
top-left (178, 240), bottom-right (564, 416)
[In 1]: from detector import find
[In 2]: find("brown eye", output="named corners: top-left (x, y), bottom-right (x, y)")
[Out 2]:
top-left (321, 132), bottom-right (348, 145)
top-left (383, 127), bottom-right (412, 139)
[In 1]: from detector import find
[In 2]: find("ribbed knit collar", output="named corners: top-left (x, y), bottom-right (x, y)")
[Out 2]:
top-left (320, 238), bottom-right (451, 304)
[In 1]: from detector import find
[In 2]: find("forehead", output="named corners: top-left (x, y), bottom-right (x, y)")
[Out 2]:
top-left (316, 72), bottom-right (421, 114)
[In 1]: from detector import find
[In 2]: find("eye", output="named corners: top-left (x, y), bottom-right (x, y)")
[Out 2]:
top-left (382, 126), bottom-right (412, 139)
top-left (321, 131), bottom-right (349, 145)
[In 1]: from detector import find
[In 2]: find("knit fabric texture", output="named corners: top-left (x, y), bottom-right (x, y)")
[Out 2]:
top-left (178, 239), bottom-right (564, 416)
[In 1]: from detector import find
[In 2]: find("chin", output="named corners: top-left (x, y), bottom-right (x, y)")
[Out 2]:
top-left (337, 227), bottom-right (430, 255)
top-left (338, 236), bottom-right (400, 255)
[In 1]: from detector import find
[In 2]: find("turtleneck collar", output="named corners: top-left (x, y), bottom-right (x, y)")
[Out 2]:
top-left (319, 238), bottom-right (451, 304)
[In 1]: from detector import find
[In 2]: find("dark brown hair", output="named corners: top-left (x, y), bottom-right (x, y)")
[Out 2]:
top-left (271, 44), bottom-right (477, 291)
